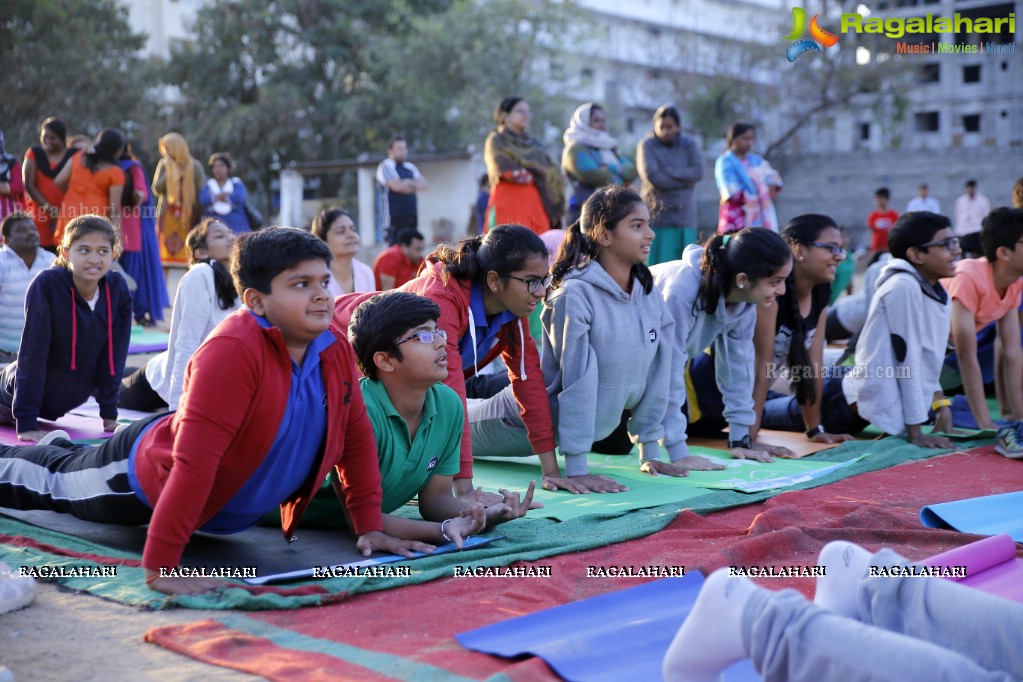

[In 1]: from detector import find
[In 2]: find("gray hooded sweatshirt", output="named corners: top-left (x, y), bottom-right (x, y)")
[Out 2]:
top-left (842, 258), bottom-right (950, 436)
top-left (652, 245), bottom-right (758, 452)
top-left (542, 260), bottom-right (680, 476)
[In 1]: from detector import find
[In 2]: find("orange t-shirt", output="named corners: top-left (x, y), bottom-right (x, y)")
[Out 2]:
top-left (941, 257), bottom-right (1023, 331)
top-left (56, 153), bottom-right (124, 243)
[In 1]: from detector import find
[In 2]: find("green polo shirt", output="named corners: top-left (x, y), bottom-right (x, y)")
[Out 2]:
top-left (360, 377), bottom-right (462, 514)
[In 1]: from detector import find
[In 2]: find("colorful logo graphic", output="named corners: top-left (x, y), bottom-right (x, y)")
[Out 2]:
top-left (785, 7), bottom-right (839, 61)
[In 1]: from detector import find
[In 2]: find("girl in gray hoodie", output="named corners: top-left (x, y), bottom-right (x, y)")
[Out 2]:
top-left (652, 228), bottom-right (794, 462)
top-left (468, 188), bottom-right (721, 492)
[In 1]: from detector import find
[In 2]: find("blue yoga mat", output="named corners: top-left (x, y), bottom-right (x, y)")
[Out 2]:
top-left (920, 491), bottom-right (1023, 542)
top-left (456, 573), bottom-right (759, 682)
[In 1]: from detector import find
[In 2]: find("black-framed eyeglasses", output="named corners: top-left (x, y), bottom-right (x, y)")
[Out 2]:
top-left (811, 242), bottom-right (846, 257)
top-left (919, 236), bottom-right (961, 251)
top-left (396, 329), bottom-right (448, 345)
top-left (506, 273), bottom-right (553, 294)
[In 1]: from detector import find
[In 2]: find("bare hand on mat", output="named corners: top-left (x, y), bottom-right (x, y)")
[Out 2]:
top-left (731, 445), bottom-right (775, 462)
top-left (357, 531), bottom-right (435, 558)
top-left (641, 455), bottom-right (727, 476)
top-left (145, 570), bottom-right (229, 596)
top-left (445, 505), bottom-right (488, 547)
top-left (908, 432), bottom-right (955, 449)
top-left (639, 459), bottom-right (690, 477)
top-left (753, 440), bottom-right (794, 458)
top-left (454, 479), bottom-right (506, 507)
top-left (482, 482), bottom-right (536, 525)
top-left (809, 431), bottom-right (855, 445)
top-left (931, 408), bottom-right (962, 436)
top-left (542, 473), bottom-right (629, 494)
top-left (102, 419), bottom-right (118, 432)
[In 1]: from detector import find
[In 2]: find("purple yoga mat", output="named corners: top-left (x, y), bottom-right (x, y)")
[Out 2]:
top-left (0, 414), bottom-right (112, 445)
top-left (924, 533), bottom-right (1023, 604)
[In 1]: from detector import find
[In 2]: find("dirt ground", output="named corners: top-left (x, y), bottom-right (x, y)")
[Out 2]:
top-left (1, 582), bottom-right (259, 681)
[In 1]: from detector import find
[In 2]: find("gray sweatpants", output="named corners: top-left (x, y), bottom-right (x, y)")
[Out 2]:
top-left (742, 549), bottom-right (1023, 682)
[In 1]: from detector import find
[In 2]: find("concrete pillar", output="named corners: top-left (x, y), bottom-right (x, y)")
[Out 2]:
top-left (357, 167), bottom-right (377, 247)
top-left (278, 169), bottom-right (304, 229)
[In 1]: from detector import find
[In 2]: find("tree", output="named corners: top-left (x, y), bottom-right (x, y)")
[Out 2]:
top-left (164, 0), bottom-right (577, 211)
top-left (0, 0), bottom-right (157, 156)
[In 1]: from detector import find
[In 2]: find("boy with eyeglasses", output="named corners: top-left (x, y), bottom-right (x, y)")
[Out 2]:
top-left (941, 207), bottom-right (1023, 452)
top-left (296, 291), bottom-right (534, 539)
top-left (841, 212), bottom-right (960, 448)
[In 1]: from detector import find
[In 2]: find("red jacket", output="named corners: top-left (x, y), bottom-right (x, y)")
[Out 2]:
top-left (134, 311), bottom-right (383, 571)
top-left (333, 261), bottom-right (555, 479)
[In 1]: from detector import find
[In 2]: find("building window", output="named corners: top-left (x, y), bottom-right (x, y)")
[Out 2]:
top-left (918, 63), bottom-right (940, 83)
top-left (963, 114), bottom-right (981, 133)
top-left (860, 123), bottom-right (870, 140)
top-left (963, 65), bottom-right (981, 83)
top-left (914, 111), bottom-right (940, 132)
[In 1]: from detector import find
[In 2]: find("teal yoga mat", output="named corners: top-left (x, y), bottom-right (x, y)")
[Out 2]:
top-left (473, 448), bottom-right (869, 520)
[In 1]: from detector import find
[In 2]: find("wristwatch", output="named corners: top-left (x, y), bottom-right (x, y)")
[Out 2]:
top-left (931, 397), bottom-right (952, 411)
top-left (805, 424), bottom-right (825, 439)
top-left (728, 435), bottom-right (752, 450)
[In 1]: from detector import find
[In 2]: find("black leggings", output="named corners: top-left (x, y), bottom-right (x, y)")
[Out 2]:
top-left (0, 413), bottom-right (167, 524)
top-left (119, 360), bottom-right (169, 411)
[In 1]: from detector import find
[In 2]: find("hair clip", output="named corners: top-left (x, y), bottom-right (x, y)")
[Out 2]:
top-left (720, 234), bottom-right (731, 250)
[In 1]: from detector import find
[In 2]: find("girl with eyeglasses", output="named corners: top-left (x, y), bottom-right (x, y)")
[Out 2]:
top-left (333, 223), bottom-right (554, 505)
top-left (752, 214), bottom-right (861, 445)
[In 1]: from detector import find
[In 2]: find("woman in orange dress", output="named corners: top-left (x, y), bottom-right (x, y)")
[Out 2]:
top-left (54, 128), bottom-right (125, 243)
top-left (22, 117), bottom-right (76, 250)
top-left (483, 97), bottom-right (564, 234)
top-left (152, 133), bottom-right (205, 264)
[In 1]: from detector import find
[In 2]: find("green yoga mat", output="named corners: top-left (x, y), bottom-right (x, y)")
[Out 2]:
top-left (0, 436), bottom-right (988, 610)
top-left (474, 448), bottom-right (868, 520)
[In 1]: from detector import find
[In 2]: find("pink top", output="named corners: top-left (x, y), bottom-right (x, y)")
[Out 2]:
top-left (942, 257), bottom-right (1023, 331)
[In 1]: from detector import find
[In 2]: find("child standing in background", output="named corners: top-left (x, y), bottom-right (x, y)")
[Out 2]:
top-left (0, 215), bottom-right (131, 441)
top-left (867, 187), bottom-right (898, 257)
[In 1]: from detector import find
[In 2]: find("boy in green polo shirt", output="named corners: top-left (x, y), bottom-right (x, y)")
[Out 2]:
top-left (345, 291), bottom-right (535, 543)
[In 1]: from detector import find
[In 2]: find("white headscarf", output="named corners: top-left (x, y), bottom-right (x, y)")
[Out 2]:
top-left (563, 103), bottom-right (619, 157)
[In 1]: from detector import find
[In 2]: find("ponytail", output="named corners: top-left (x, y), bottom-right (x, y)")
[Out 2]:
top-left (784, 277), bottom-right (815, 406)
top-left (548, 220), bottom-right (598, 298)
top-left (548, 186), bottom-right (653, 299)
top-left (780, 214), bottom-right (838, 407)
top-left (694, 234), bottom-right (730, 316)
top-left (428, 224), bottom-right (547, 286)
top-left (694, 228), bottom-right (791, 316)
top-left (208, 259), bottom-right (240, 311)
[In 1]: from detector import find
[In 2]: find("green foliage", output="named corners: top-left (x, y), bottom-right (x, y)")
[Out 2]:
top-left (0, 0), bottom-right (156, 156)
top-left (164, 0), bottom-right (575, 206)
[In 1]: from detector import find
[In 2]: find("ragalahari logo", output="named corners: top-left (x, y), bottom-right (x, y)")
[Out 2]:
top-left (785, 7), bottom-right (840, 61)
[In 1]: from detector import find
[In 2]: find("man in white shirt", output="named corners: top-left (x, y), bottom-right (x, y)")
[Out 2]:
top-left (0, 212), bottom-right (56, 361)
top-left (906, 183), bottom-right (941, 214)
top-left (375, 135), bottom-right (429, 245)
top-left (953, 179), bottom-right (991, 236)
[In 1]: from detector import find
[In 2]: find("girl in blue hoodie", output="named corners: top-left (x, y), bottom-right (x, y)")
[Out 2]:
top-left (0, 215), bottom-right (132, 441)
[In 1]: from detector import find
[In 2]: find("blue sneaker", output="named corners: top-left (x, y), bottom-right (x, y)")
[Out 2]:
top-left (995, 423), bottom-right (1023, 459)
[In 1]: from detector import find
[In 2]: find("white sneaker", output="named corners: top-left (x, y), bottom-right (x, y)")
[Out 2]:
top-left (0, 562), bottom-right (36, 615)
top-left (36, 430), bottom-right (71, 447)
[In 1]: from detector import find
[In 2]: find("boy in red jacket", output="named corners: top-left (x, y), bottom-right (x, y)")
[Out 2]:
top-left (0, 227), bottom-right (427, 595)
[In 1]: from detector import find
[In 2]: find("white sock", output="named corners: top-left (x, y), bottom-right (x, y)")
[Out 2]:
top-left (813, 541), bottom-right (872, 619)
top-left (663, 568), bottom-right (759, 682)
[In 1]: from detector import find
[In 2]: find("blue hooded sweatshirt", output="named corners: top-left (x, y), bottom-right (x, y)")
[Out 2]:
top-left (2, 265), bottom-right (132, 432)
